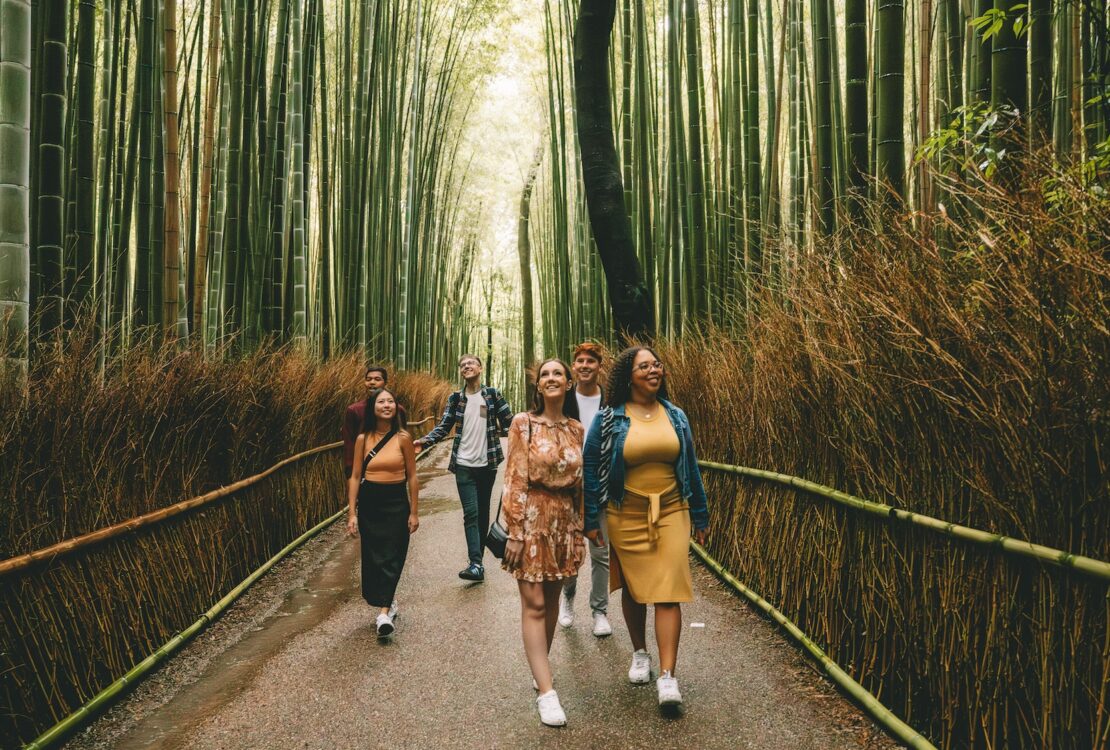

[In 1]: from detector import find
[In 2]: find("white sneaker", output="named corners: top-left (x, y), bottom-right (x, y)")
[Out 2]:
top-left (628, 649), bottom-right (651, 684)
top-left (536, 690), bottom-right (567, 727)
top-left (657, 671), bottom-right (683, 706)
top-left (375, 612), bottom-right (394, 637)
top-left (592, 612), bottom-right (612, 637)
top-left (558, 594), bottom-right (574, 628)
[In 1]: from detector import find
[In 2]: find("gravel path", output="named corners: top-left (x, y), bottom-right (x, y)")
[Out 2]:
top-left (67, 444), bottom-right (898, 750)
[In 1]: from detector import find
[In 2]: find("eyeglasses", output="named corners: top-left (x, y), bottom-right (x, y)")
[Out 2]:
top-left (458, 360), bottom-right (479, 369)
top-left (633, 361), bottom-right (664, 373)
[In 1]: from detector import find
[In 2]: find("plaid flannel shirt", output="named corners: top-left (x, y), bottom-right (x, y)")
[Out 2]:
top-left (421, 385), bottom-right (514, 472)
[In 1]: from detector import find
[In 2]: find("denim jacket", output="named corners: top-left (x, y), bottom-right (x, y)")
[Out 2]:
top-left (582, 399), bottom-right (709, 532)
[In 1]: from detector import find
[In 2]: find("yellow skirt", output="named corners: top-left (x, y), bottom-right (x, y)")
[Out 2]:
top-left (606, 483), bottom-right (693, 604)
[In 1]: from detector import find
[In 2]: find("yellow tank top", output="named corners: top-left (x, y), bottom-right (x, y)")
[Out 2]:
top-left (623, 410), bottom-right (679, 494)
top-left (361, 432), bottom-right (407, 483)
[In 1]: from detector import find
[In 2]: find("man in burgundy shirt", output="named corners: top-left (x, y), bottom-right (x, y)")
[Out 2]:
top-left (342, 364), bottom-right (407, 476)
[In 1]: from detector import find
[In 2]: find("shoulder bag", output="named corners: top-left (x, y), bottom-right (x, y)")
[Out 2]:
top-left (485, 416), bottom-right (531, 559)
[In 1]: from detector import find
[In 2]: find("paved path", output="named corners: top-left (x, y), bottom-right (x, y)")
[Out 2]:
top-left (69, 444), bottom-right (896, 750)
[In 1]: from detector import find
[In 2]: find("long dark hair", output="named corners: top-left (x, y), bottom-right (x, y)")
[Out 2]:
top-left (605, 345), bottom-right (669, 407)
top-left (529, 358), bottom-right (580, 421)
top-left (362, 388), bottom-right (404, 434)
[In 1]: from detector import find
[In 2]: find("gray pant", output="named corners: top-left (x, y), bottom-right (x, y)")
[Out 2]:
top-left (564, 512), bottom-right (609, 614)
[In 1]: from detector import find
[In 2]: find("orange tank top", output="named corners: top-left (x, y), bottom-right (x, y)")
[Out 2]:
top-left (360, 432), bottom-right (407, 483)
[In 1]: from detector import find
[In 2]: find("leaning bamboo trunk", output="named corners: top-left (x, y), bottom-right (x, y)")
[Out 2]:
top-left (573, 0), bottom-right (654, 339)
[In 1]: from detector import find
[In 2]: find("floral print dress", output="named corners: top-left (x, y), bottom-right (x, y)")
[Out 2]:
top-left (499, 412), bottom-right (586, 582)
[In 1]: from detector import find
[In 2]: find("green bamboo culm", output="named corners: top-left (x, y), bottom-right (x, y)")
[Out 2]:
top-left (690, 541), bottom-right (938, 750)
top-left (0, 0), bottom-right (32, 374)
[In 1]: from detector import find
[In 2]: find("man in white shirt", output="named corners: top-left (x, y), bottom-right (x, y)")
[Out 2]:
top-left (559, 342), bottom-right (612, 637)
top-left (415, 354), bottom-right (513, 582)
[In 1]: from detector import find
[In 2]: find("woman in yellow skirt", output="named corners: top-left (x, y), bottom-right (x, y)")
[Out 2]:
top-left (582, 346), bottom-right (710, 708)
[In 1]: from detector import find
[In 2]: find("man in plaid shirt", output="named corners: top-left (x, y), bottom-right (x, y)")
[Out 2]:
top-left (415, 353), bottom-right (513, 581)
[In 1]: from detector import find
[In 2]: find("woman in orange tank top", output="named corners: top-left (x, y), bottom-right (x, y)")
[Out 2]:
top-left (347, 388), bottom-right (420, 637)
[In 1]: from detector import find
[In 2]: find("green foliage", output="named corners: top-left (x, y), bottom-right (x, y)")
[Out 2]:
top-left (970, 3), bottom-right (1028, 41)
top-left (918, 103), bottom-right (1021, 178)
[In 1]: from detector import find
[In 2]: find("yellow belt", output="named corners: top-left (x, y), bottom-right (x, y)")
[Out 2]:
top-left (621, 482), bottom-right (682, 542)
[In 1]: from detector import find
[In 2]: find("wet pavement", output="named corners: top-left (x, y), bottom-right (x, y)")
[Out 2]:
top-left (67, 443), bottom-right (897, 750)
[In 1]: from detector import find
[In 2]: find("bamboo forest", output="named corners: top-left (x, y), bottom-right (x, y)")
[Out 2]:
top-left (0, 0), bottom-right (1107, 747)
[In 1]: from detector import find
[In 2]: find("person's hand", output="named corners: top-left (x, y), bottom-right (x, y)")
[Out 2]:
top-left (408, 514), bottom-right (420, 534)
top-left (694, 527), bottom-right (709, 546)
top-left (413, 440), bottom-right (424, 454)
top-left (504, 539), bottom-right (524, 569)
top-left (347, 514), bottom-right (358, 537)
top-left (585, 528), bottom-right (605, 547)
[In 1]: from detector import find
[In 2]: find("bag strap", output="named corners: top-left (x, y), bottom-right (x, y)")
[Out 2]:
top-left (494, 416), bottom-right (530, 526)
top-left (359, 429), bottom-right (398, 479)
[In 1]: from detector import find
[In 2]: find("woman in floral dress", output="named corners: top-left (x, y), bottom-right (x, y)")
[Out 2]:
top-left (501, 358), bottom-right (586, 727)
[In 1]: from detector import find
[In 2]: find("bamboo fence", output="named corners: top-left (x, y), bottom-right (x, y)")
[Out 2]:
top-left (1, 422), bottom-right (434, 747)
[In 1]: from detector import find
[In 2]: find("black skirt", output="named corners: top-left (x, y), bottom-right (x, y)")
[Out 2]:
top-left (356, 480), bottom-right (411, 608)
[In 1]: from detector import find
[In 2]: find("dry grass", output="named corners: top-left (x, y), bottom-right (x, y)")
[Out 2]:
top-left (657, 159), bottom-right (1109, 749)
top-left (0, 336), bottom-right (451, 746)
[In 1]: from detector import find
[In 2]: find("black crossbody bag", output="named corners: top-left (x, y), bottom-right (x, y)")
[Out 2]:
top-left (357, 429), bottom-right (399, 495)
top-left (486, 418), bottom-right (531, 560)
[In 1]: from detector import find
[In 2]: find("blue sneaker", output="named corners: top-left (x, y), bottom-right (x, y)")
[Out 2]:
top-left (458, 563), bottom-right (484, 581)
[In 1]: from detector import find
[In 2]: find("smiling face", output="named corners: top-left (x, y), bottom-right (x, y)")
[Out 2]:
top-left (629, 349), bottom-right (664, 401)
top-left (458, 356), bottom-right (482, 383)
top-left (572, 352), bottom-right (600, 387)
top-left (364, 369), bottom-right (386, 391)
top-left (373, 390), bottom-right (397, 421)
top-left (537, 359), bottom-right (571, 399)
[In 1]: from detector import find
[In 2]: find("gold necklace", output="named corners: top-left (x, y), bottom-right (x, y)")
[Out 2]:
top-left (635, 403), bottom-right (658, 420)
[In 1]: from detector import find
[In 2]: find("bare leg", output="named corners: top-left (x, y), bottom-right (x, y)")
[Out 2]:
top-left (622, 588), bottom-right (648, 652)
top-left (520, 580), bottom-right (555, 693)
top-left (542, 580), bottom-right (562, 652)
top-left (379, 606), bottom-right (390, 616)
top-left (655, 603), bottom-right (681, 673)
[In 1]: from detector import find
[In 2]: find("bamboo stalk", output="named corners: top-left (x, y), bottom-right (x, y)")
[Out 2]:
top-left (691, 541), bottom-right (938, 750)
top-left (697, 460), bottom-right (1110, 582)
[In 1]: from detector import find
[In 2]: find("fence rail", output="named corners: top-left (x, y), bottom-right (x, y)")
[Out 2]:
top-left (1, 417), bottom-right (435, 579)
top-left (697, 460), bottom-right (1110, 582)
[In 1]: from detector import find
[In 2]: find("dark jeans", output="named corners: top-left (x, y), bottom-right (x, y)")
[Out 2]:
top-left (455, 464), bottom-right (498, 565)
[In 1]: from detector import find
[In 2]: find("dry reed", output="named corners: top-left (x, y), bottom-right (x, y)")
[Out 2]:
top-left (657, 157), bottom-right (1109, 749)
top-left (0, 334), bottom-right (451, 746)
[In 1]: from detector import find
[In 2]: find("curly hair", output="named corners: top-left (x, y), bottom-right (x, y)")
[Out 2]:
top-left (605, 345), bottom-right (669, 407)
top-left (528, 358), bottom-right (581, 421)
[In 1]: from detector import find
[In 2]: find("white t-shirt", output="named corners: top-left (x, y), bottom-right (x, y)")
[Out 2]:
top-left (455, 391), bottom-right (488, 467)
top-left (576, 390), bottom-right (602, 444)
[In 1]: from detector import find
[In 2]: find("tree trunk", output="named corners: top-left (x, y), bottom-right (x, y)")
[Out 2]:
top-left (34, 0), bottom-right (68, 341)
top-left (876, 0), bottom-right (905, 201)
top-left (164, 0), bottom-right (183, 337)
top-left (194, 0), bottom-right (220, 336)
top-left (573, 0), bottom-right (653, 341)
top-left (844, 0), bottom-right (868, 213)
top-left (518, 142), bottom-right (543, 372)
top-left (0, 0), bottom-right (32, 372)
